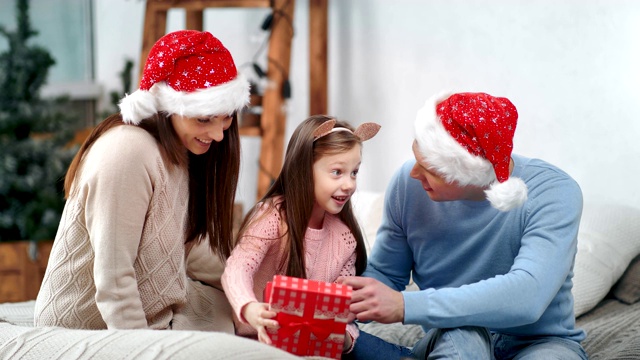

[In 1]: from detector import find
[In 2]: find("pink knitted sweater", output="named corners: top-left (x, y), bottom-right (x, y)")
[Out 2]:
top-left (221, 199), bottom-right (359, 345)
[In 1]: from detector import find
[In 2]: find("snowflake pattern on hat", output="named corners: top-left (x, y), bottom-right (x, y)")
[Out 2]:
top-left (436, 93), bottom-right (518, 183)
top-left (140, 30), bottom-right (237, 93)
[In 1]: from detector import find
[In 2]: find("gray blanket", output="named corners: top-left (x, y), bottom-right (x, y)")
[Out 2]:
top-left (360, 298), bottom-right (640, 359)
top-left (576, 299), bottom-right (640, 359)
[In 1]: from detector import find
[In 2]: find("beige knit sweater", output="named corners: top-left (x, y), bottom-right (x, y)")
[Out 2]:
top-left (34, 126), bottom-right (232, 332)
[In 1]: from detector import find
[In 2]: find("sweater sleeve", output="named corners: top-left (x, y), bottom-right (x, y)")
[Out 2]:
top-left (221, 204), bottom-right (282, 322)
top-left (82, 127), bottom-right (158, 329)
top-left (403, 167), bottom-right (583, 330)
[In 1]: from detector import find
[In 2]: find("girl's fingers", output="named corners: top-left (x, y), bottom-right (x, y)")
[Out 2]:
top-left (257, 327), bottom-right (272, 345)
top-left (264, 319), bottom-right (280, 329)
top-left (262, 309), bottom-right (277, 319)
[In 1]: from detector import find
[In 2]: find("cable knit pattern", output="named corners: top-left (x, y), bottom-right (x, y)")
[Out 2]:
top-left (221, 199), bottom-right (359, 343)
top-left (34, 126), bottom-right (192, 330)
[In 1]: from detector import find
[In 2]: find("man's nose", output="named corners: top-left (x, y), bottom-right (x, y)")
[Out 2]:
top-left (409, 163), bottom-right (421, 179)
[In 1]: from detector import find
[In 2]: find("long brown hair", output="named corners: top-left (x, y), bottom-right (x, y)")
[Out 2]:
top-left (236, 115), bottom-right (367, 278)
top-left (64, 112), bottom-right (240, 259)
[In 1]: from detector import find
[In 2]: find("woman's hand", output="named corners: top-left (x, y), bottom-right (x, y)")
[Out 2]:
top-left (242, 302), bottom-right (279, 344)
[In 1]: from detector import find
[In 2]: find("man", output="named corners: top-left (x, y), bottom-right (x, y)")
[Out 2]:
top-left (341, 92), bottom-right (588, 359)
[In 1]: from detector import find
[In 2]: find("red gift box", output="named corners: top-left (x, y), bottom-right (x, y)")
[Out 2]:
top-left (264, 275), bottom-right (352, 359)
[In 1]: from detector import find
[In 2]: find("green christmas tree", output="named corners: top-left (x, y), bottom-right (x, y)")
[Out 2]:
top-left (0, 0), bottom-right (77, 241)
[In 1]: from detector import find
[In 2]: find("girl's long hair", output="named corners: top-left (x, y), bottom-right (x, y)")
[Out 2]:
top-left (64, 112), bottom-right (240, 259)
top-left (236, 115), bottom-right (367, 278)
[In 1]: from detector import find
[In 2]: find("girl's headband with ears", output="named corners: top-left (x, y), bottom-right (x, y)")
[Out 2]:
top-left (312, 119), bottom-right (381, 142)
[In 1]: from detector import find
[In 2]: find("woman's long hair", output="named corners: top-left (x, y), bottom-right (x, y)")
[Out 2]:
top-left (64, 112), bottom-right (240, 259)
top-left (236, 115), bottom-right (367, 278)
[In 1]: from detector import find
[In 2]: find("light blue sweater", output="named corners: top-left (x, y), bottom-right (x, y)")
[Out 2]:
top-left (364, 154), bottom-right (586, 341)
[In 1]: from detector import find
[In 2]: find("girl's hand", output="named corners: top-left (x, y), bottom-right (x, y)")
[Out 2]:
top-left (242, 302), bottom-right (279, 344)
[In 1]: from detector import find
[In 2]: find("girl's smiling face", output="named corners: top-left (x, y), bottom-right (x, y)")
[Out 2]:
top-left (309, 144), bottom-right (361, 228)
top-left (171, 113), bottom-right (233, 155)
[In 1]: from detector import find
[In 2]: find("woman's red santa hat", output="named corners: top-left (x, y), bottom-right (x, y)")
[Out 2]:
top-left (119, 30), bottom-right (249, 124)
top-left (414, 91), bottom-right (528, 211)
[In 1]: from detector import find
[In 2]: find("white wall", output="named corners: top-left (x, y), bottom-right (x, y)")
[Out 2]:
top-left (93, 0), bottom-right (640, 210)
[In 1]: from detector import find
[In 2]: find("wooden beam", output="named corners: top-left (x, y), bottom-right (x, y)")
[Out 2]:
top-left (186, 10), bottom-right (204, 30)
top-left (256, 0), bottom-right (295, 200)
top-left (139, 3), bottom-right (168, 80)
top-left (309, 0), bottom-right (328, 115)
top-left (144, 0), bottom-right (271, 11)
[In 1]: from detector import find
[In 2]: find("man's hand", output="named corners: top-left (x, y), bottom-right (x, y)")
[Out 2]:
top-left (339, 276), bottom-right (405, 323)
top-left (241, 302), bottom-right (279, 344)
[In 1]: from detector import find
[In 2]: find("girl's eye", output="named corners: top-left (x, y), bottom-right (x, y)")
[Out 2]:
top-left (197, 118), bottom-right (210, 124)
top-left (331, 169), bottom-right (342, 176)
top-left (351, 169), bottom-right (359, 177)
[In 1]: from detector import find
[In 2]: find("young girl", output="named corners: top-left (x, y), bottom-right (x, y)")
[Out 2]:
top-left (34, 30), bottom-right (249, 331)
top-left (221, 115), bottom-right (380, 353)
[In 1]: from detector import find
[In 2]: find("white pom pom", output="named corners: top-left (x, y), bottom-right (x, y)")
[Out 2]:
top-left (118, 90), bottom-right (157, 125)
top-left (485, 177), bottom-right (528, 211)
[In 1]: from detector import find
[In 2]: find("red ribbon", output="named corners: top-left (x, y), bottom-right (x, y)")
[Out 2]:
top-left (267, 276), bottom-right (351, 357)
top-left (276, 311), bottom-right (345, 341)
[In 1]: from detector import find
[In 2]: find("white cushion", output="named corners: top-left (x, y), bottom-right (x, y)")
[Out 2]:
top-left (351, 190), bottom-right (385, 254)
top-left (0, 323), bottom-right (302, 360)
top-left (572, 202), bottom-right (640, 316)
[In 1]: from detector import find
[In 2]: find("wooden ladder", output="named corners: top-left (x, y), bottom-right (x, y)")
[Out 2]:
top-left (141, 0), bottom-right (319, 201)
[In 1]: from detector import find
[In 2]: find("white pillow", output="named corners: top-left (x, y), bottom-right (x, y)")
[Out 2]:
top-left (351, 190), bottom-right (385, 254)
top-left (572, 202), bottom-right (640, 317)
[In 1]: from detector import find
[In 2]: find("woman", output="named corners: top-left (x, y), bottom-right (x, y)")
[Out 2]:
top-left (34, 30), bottom-right (249, 332)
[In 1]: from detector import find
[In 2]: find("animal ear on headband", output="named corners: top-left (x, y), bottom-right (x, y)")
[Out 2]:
top-left (354, 122), bottom-right (381, 141)
top-left (312, 119), bottom-right (337, 140)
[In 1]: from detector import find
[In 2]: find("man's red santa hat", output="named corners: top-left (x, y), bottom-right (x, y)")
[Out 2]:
top-left (414, 91), bottom-right (528, 211)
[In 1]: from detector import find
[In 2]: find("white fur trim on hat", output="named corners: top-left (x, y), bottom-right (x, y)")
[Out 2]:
top-left (414, 91), bottom-right (496, 187)
top-left (485, 177), bottom-right (528, 211)
top-left (153, 73), bottom-right (250, 119)
top-left (119, 90), bottom-right (158, 125)
top-left (119, 73), bottom-right (250, 125)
